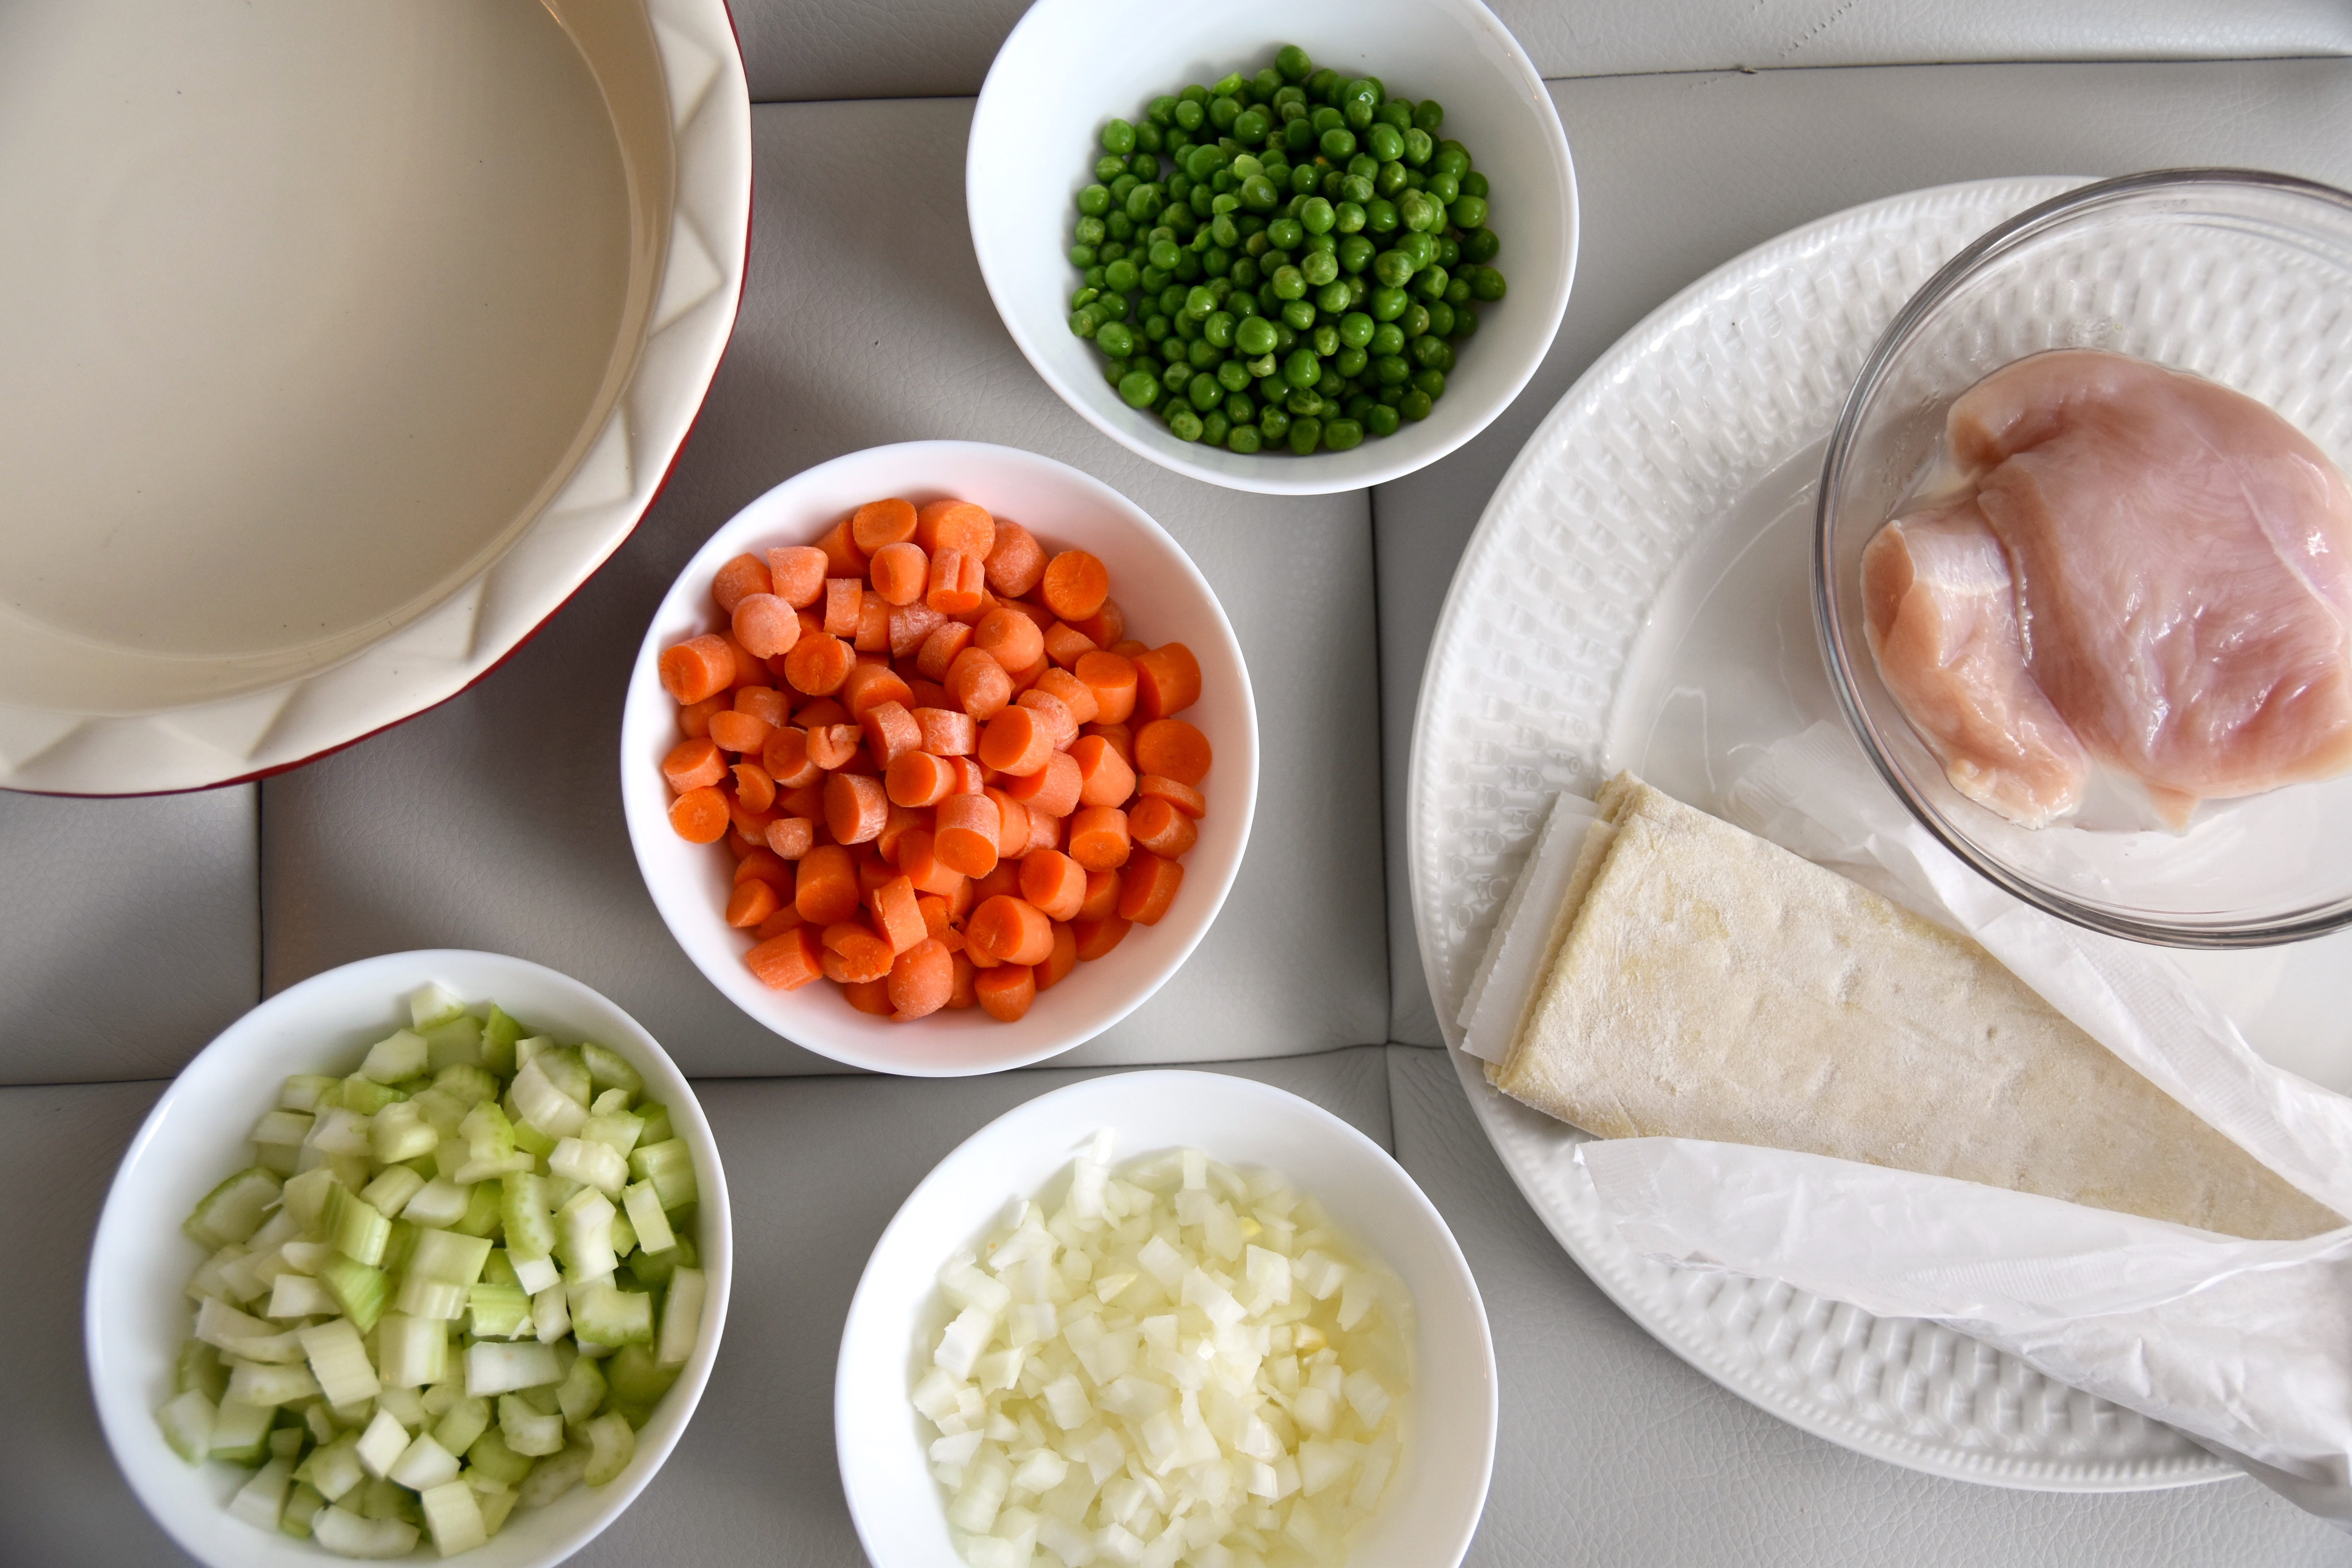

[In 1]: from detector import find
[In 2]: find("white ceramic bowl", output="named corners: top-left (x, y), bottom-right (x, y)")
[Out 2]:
top-left (621, 441), bottom-right (1259, 1076)
top-left (836, 1070), bottom-right (1496, 1568)
top-left (969, 0), bottom-right (1577, 495)
top-left (86, 949), bottom-right (733, 1568)
top-left (0, 0), bottom-right (749, 794)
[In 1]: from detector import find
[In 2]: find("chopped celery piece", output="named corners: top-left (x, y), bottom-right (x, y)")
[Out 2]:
top-left (633, 1102), bottom-right (675, 1147)
top-left (509, 1117), bottom-right (556, 1159)
top-left (369, 1101), bottom-right (439, 1165)
top-left (281, 1480), bottom-right (327, 1539)
top-left (581, 1111), bottom-right (642, 1160)
top-left (377, 1314), bottom-right (450, 1390)
top-left (359, 1165), bottom-right (424, 1218)
top-left (362, 1028), bottom-right (429, 1085)
top-left (420, 1477), bottom-right (488, 1556)
top-left (188, 1242), bottom-right (249, 1304)
top-left (304, 1402), bottom-right (337, 1444)
top-left (468, 1283), bottom-right (532, 1340)
top-left (550, 1136), bottom-right (628, 1196)
top-left (463, 1426), bottom-right (535, 1486)
top-left (281, 1074), bottom-right (339, 1113)
top-left (581, 1410), bottom-right (637, 1486)
top-left (401, 1178), bottom-right (473, 1230)
top-left (531, 1283), bottom-right (570, 1345)
top-left (557, 1190), bottom-right (618, 1279)
top-left (336, 1077), bottom-right (403, 1117)
top-left (323, 1184), bottom-right (390, 1267)
top-left (266, 1273), bottom-right (339, 1319)
top-left (408, 981), bottom-right (465, 1030)
top-left (479, 1006), bottom-right (524, 1076)
top-left (590, 1087), bottom-right (631, 1118)
top-left (512, 1054), bottom-right (589, 1140)
top-left (475, 1479), bottom-right (519, 1540)
top-left (157, 1389), bottom-right (216, 1462)
top-left (377, 1385), bottom-right (428, 1429)
top-left (318, 1255), bottom-right (390, 1334)
top-left (465, 1339), bottom-right (560, 1398)
top-left (432, 1395), bottom-right (491, 1457)
top-left (498, 1393), bottom-right (565, 1456)
top-left (501, 1174), bottom-right (557, 1263)
top-left (357, 1472), bottom-right (420, 1523)
top-left (196, 1298), bottom-right (305, 1362)
top-left (610, 1209), bottom-right (639, 1259)
top-left (421, 1013), bottom-right (484, 1072)
top-left (555, 1354), bottom-right (607, 1427)
top-left (279, 1167), bottom-right (341, 1232)
top-left (451, 1178), bottom-right (505, 1239)
top-left (622, 1182), bottom-right (675, 1255)
top-left (380, 1218), bottom-right (420, 1278)
top-left (177, 1339), bottom-right (229, 1402)
top-left (251, 1109), bottom-right (315, 1148)
top-left (433, 1063), bottom-right (497, 1106)
top-left (279, 1239), bottom-right (333, 1275)
top-left (625, 1246), bottom-right (680, 1292)
top-left (185, 1167), bottom-right (282, 1249)
top-left (396, 1275), bottom-right (466, 1321)
top-left (481, 1249), bottom-right (520, 1289)
top-left (313, 1503), bottom-right (419, 1558)
top-left (301, 1318), bottom-right (382, 1408)
top-left (513, 1251), bottom-right (560, 1296)
top-left (297, 1432), bottom-right (365, 1501)
top-left (572, 1281), bottom-right (653, 1348)
top-left (406, 1089), bottom-right (468, 1143)
top-left (628, 1138), bottom-right (698, 1212)
top-left (268, 1424), bottom-right (305, 1462)
top-left (388, 1432), bottom-right (461, 1492)
top-left (657, 1266), bottom-right (706, 1370)
top-left (516, 1441), bottom-right (590, 1508)
top-left (408, 1227), bottom-right (492, 1286)
top-left (229, 1455), bottom-right (295, 1530)
top-left (579, 1042), bottom-right (643, 1099)
top-left (355, 1408), bottom-right (409, 1478)
top-left (226, 1359), bottom-right (321, 1408)
top-left (210, 1399), bottom-right (275, 1465)
top-left (603, 1343), bottom-right (678, 1415)
top-left (309, 1105), bottom-right (378, 1154)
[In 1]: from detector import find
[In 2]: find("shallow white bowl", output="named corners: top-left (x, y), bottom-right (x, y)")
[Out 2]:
top-left (621, 441), bottom-right (1259, 1076)
top-left (836, 1071), bottom-right (1496, 1567)
top-left (969, 0), bottom-right (1577, 496)
top-left (0, 0), bottom-right (749, 794)
top-left (85, 949), bottom-right (733, 1568)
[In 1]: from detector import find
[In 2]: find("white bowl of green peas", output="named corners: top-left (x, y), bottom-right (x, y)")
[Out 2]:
top-left (969, 0), bottom-right (1576, 495)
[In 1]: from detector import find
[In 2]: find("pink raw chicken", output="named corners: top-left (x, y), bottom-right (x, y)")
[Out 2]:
top-left (1864, 350), bottom-right (2352, 829)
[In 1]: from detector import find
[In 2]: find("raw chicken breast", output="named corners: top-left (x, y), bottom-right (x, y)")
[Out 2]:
top-left (1867, 350), bottom-right (2352, 828)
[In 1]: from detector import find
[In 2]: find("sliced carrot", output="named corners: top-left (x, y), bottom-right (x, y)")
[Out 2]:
top-left (1134, 718), bottom-right (1211, 785)
top-left (1019, 849), bottom-right (1089, 922)
top-left (856, 846), bottom-right (895, 893)
top-left (915, 707), bottom-right (976, 757)
top-left (916, 499), bottom-right (997, 560)
top-left (1041, 550), bottom-right (1110, 621)
top-left (917, 620), bottom-right (975, 681)
top-left (837, 662), bottom-right (914, 721)
top-left (1015, 689), bottom-right (1078, 751)
top-left (794, 696), bottom-right (849, 728)
top-left (1041, 621), bottom-right (1098, 670)
top-left (842, 976), bottom-right (896, 1015)
top-left (971, 859), bottom-right (1023, 909)
top-left (824, 579), bottom-right (863, 639)
top-left (860, 700), bottom-right (922, 766)
top-left (766, 817), bottom-right (816, 860)
top-left (1072, 915), bottom-right (1131, 961)
top-left (854, 593), bottom-right (892, 652)
top-left (733, 761), bottom-right (778, 814)
top-left (663, 737), bottom-right (727, 793)
top-left (887, 938), bottom-right (955, 1020)
top-left (867, 874), bottom-right (927, 954)
top-left (779, 780), bottom-right (828, 822)
top-left (926, 548), bottom-right (987, 616)
top-left (824, 771), bottom-right (889, 845)
top-left (975, 963), bottom-right (1036, 1022)
top-left (817, 518), bottom-right (869, 580)
top-left (753, 902), bottom-right (807, 942)
top-left (983, 519), bottom-right (1047, 598)
top-left (986, 788), bottom-right (1031, 857)
top-left (712, 553), bottom-right (774, 615)
top-left (970, 895), bottom-right (1056, 965)
top-left (762, 726), bottom-right (821, 789)
top-left (1068, 735), bottom-right (1137, 808)
top-left (878, 801), bottom-right (929, 863)
top-left (869, 541), bottom-right (929, 606)
top-left (659, 635), bottom-right (736, 704)
top-left (1083, 721), bottom-right (1136, 769)
top-left (1002, 749), bottom-right (1082, 818)
top-left (736, 685), bottom-right (791, 726)
top-left (896, 829), bottom-right (967, 898)
top-left (1024, 804), bottom-right (1063, 855)
top-left (731, 593), bottom-right (801, 660)
top-left (1115, 850), bottom-right (1183, 924)
top-left (1070, 599), bottom-right (1127, 650)
top-left (784, 633), bottom-right (853, 696)
top-left (1035, 922), bottom-right (1079, 990)
top-left (1073, 651), bottom-right (1138, 724)
top-left (947, 647), bottom-right (1013, 721)
top-left (719, 632), bottom-right (768, 692)
top-left (707, 709), bottom-right (774, 755)
top-left (746, 925), bottom-right (825, 990)
top-left (1132, 643), bottom-right (1202, 721)
top-left (946, 950), bottom-right (979, 1008)
top-left (795, 844), bottom-right (860, 924)
top-left (887, 750), bottom-right (955, 808)
top-left (1030, 666), bottom-right (1100, 726)
top-left (1128, 794), bottom-right (1198, 858)
top-left (678, 693), bottom-right (729, 739)
top-left (725, 878), bottom-right (780, 929)
top-left (934, 792), bottom-right (1001, 878)
top-left (767, 545), bottom-right (829, 608)
top-left (1067, 806), bottom-right (1132, 870)
top-left (889, 601), bottom-right (947, 659)
top-left (973, 607), bottom-right (1045, 673)
top-left (728, 795), bottom-right (778, 841)
top-left (978, 704), bottom-right (1054, 777)
top-left (820, 920), bottom-right (897, 984)
top-left (669, 786), bottom-right (731, 844)
top-left (945, 755), bottom-right (987, 795)
top-left (852, 497), bottom-right (919, 554)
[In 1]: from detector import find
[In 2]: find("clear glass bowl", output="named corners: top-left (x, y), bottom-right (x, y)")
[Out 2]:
top-left (1814, 170), bottom-right (2352, 947)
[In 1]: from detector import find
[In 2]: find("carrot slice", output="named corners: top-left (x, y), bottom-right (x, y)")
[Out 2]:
top-left (1019, 849), bottom-right (1089, 922)
top-left (659, 635), bottom-right (737, 705)
top-left (821, 920), bottom-right (897, 983)
top-left (662, 737), bottom-right (727, 793)
top-left (934, 792), bottom-right (1001, 878)
top-left (1041, 550), bottom-right (1110, 621)
top-left (842, 976), bottom-right (895, 1015)
top-left (945, 755), bottom-right (987, 796)
top-left (1041, 622), bottom-right (1098, 670)
top-left (916, 620), bottom-right (975, 681)
top-left (896, 829), bottom-right (967, 898)
top-left (804, 724), bottom-right (858, 771)
top-left (1068, 735), bottom-right (1137, 808)
top-left (947, 647), bottom-right (1013, 721)
top-left (1076, 869), bottom-right (1121, 922)
top-left (1132, 644), bottom-right (1202, 721)
top-left (824, 771), bottom-right (889, 845)
top-left (1074, 652), bottom-right (1138, 724)
top-left (887, 751), bottom-right (955, 808)
top-left (945, 950), bottom-right (979, 1008)
top-left (915, 708), bottom-right (977, 757)
top-left (1115, 851), bottom-right (1183, 925)
top-left (1002, 749), bottom-right (1082, 818)
top-left (1128, 794), bottom-right (1198, 858)
top-left (861, 701), bottom-right (923, 766)
top-left (888, 601), bottom-right (947, 659)
top-left (1069, 599), bottom-right (1126, 650)
top-left (1024, 804), bottom-right (1063, 855)
top-left (852, 497), bottom-right (919, 554)
top-left (712, 553), bottom-right (773, 615)
top-left (837, 662), bottom-right (914, 721)
top-left (817, 518), bottom-right (869, 579)
top-left (746, 925), bottom-right (825, 990)
top-left (1072, 915), bottom-right (1131, 961)
top-left (887, 938), bottom-right (955, 1020)
top-left (978, 705), bottom-right (1054, 777)
top-left (1134, 719), bottom-right (1212, 785)
top-left (823, 579), bottom-right (862, 639)
top-left (973, 607), bottom-right (1045, 673)
top-left (761, 727), bottom-right (820, 789)
top-left (1035, 922), bottom-right (1079, 990)
top-left (1015, 689), bottom-right (1078, 751)
top-left (926, 548), bottom-right (987, 616)
top-left (668, 786), bottom-right (731, 844)
top-left (971, 859), bottom-right (1023, 907)
top-left (767, 545), bottom-right (828, 608)
top-left (869, 541), bottom-right (929, 606)
top-left (784, 633), bottom-right (853, 696)
top-left (732, 593), bottom-right (801, 659)
top-left (753, 902), bottom-right (808, 942)
top-left (708, 710), bottom-right (774, 755)
top-left (916, 499), bottom-right (997, 560)
top-left (868, 874), bottom-right (927, 954)
top-left (725, 878), bottom-right (780, 929)
top-left (677, 693), bottom-right (729, 739)
top-left (733, 761), bottom-right (777, 815)
top-left (736, 685), bottom-right (790, 724)
top-left (1083, 721), bottom-right (1135, 769)
top-left (795, 844), bottom-right (860, 924)
top-left (765, 817), bottom-right (815, 860)
top-left (854, 594), bottom-right (892, 652)
top-left (986, 788), bottom-right (1031, 857)
top-left (1030, 666), bottom-right (1100, 726)
top-left (983, 520), bottom-right (1047, 597)
top-left (975, 963), bottom-right (1036, 1022)
top-left (1067, 806), bottom-right (1132, 870)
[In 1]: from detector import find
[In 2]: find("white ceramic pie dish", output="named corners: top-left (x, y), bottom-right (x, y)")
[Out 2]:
top-left (0, 0), bottom-right (751, 795)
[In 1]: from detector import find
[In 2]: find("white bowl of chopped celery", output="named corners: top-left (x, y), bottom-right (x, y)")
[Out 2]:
top-left (85, 949), bottom-right (731, 1566)
top-left (837, 1070), bottom-right (1495, 1568)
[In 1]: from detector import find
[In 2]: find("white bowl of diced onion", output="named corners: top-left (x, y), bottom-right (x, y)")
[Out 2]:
top-left (85, 949), bottom-right (731, 1568)
top-left (836, 1070), bottom-right (1495, 1568)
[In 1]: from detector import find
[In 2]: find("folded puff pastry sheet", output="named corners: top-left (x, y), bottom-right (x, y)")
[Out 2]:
top-left (1488, 774), bottom-right (2341, 1241)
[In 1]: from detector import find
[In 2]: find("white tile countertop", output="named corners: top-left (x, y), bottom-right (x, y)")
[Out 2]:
top-left (7, 3), bottom-right (2352, 1563)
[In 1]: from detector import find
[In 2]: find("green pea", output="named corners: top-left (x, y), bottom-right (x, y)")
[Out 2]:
top-left (1102, 356), bottom-right (1130, 387)
top-left (1370, 321), bottom-right (1405, 357)
top-left (1433, 142), bottom-right (1470, 179)
top-left (1470, 265), bottom-right (1507, 301)
top-left (1134, 239), bottom-right (1169, 272)
top-left (1366, 402), bottom-right (1402, 437)
top-left (1285, 385), bottom-right (1323, 418)
top-left (1416, 263), bottom-right (1450, 299)
top-left (1098, 156), bottom-right (1128, 184)
top-left (1461, 226), bottom-right (1500, 264)
top-left (1200, 310), bottom-right (1234, 349)
top-left (1338, 234), bottom-right (1374, 274)
top-left (1070, 243), bottom-right (1098, 268)
top-left (1147, 94), bottom-right (1178, 126)
top-left (1202, 410), bottom-right (1231, 447)
top-left (1279, 298), bottom-right (1316, 331)
top-left (1234, 108), bottom-right (1271, 143)
top-left (1336, 311), bottom-right (1376, 350)
top-left (1294, 196), bottom-right (1332, 235)
top-left (1188, 372), bottom-right (1223, 411)
top-left (1180, 83), bottom-right (1208, 104)
top-left (1367, 286), bottom-right (1407, 322)
top-left (1374, 161), bottom-right (1408, 198)
top-left (1185, 144), bottom-right (1227, 182)
top-left (1069, 306), bottom-right (1102, 338)
top-left (1372, 353), bottom-right (1412, 385)
top-left (1339, 172), bottom-right (1375, 205)
top-left (1250, 365), bottom-right (1280, 391)
top-left (1208, 96), bottom-right (1241, 133)
top-left (1317, 127), bottom-right (1355, 161)
top-left (1411, 333), bottom-right (1454, 372)
top-left (1300, 250), bottom-right (1339, 289)
top-left (1452, 302), bottom-right (1479, 338)
top-left (1268, 266), bottom-right (1306, 301)
top-left (1078, 183), bottom-right (1113, 217)
top-left (1365, 198), bottom-right (1399, 235)
top-left (1073, 216), bottom-right (1107, 247)
top-left (1110, 173), bottom-right (1139, 204)
top-left (1425, 300), bottom-right (1455, 337)
top-left (1276, 43), bottom-right (1313, 82)
top-left (1236, 316), bottom-right (1279, 358)
top-left (1139, 265), bottom-right (1169, 292)
top-left (1371, 249), bottom-right (1414, 289)
top-left (1083, 265), bottom-right (1107, 289)
top-left (1309, 322), bottom-right (1339, 358)
top-left (1414, 100), bottom-right (1445, 133)
top-left (1228, 423), bottom-right (1263, 454)
top-left (1412, 367), bottom-right (1447, 400)
top-left (1102, 118), bottom-right (1136, 155)
top-left (1266, 217), bottom-right (1303, 250)
top-left (1333, 202), bottom-right (1367, 235)
top-left (1399, 191), bottom-right (1441, 232)
top-left (1314, 279), bottom-right (1351, 313)
top-left (1240, 175), bottom-right (1281, 211)
top-left (1401, 301), bottom-right (1431, 338)
top-left (1136, 122), bottom-right (1164, 154)
top-left (1462, 171), bottom-right (1489, 199)
top-left (1093, 319), bottom-right (1138, 358)
top-left (1174, 98), bottom-right (1205, 132)
top-left (1322, 418), bottom-right (1364, 452)
top-left (1178, 285), bottom-right (1211, 319)
top-left (1169, 407), bottom-right (1204, 442)
top-left (1103, 259), bottom-right (1139, 293)
top-left (1399, 231), bottom-right (1439, 272)
top-left (1129, 185), bottom-right (1166, 222)
top-left (1399, 388), bottom-right (1433, 422)
top-left (1426, 171), bottom-right (1459, 204)
top-left (1435, 235), bottom-right (1461, 269)
top-left (1283, 118), bottom-right (1318, 154)
top-left (1211, 359), bottom-right (1247, 393)
top-left (1402, 127), bottom-right (1434, 167)
top-left (1259, 405), bottom-right (1290, 439)
top-left (1229, 285), bottom-right (1259, 315)
top-left (1451, 195), bottom-right (1488, 230)
top-left (1334, 345), bottom-right (1369, 378)
top-left (1292, 163), bottom-right (1323, 195)
top-left (1287, 416), bottom-right (1323, 455)
top-left (1367, 127), bottom-right (1405, 168)
top-left (1118, 370), bottom-right (1159, 408)
top-left (1282, 348), bottom-right (1322, 388)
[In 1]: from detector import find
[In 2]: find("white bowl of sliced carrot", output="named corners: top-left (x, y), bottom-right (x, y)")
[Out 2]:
top-left (621, 440), bottom-right (1258, 1076)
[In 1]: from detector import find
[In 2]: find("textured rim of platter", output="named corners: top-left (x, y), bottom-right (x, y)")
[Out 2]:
top-left (0, 0), bottom-right (751, 796)
top-left (1407, 176), bottom-right (2236, 1490)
